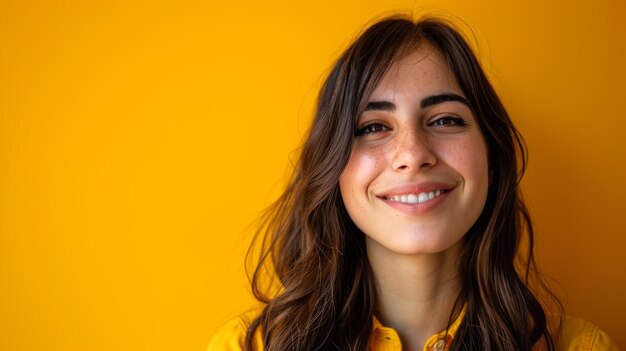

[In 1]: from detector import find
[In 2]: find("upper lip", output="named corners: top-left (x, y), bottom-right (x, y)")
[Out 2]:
top-left (377, 181), bottom-right (455, 198)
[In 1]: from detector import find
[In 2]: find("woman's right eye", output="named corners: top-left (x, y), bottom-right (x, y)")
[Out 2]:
top-left (355, 123), bottom-right (389, 136)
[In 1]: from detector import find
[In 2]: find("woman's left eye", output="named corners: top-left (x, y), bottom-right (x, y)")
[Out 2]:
top-left (428, 116), bottom-right (467, 127)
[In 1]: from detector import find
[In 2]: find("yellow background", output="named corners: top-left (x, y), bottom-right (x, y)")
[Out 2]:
top-left (1, 0), bottom-right (625, 349)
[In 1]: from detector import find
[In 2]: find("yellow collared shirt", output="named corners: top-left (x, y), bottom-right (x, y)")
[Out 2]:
top-left (370, 313), bottom-right (460, 351)
top-left (207, 310), bottom-right (619, 351)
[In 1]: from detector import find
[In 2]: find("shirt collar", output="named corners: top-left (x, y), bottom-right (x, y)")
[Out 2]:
top-left (371, 306), bottom-right (466, 350)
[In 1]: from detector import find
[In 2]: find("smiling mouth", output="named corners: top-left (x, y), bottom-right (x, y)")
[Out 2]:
top-left (382, 189), bottom-right (449, 204)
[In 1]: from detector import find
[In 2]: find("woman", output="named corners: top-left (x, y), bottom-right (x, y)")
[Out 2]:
top-left (208, 15), bottom-right (618, 351)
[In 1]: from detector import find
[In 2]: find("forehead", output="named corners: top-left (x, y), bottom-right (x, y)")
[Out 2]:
top-left (369, 43), bottom-right (462, 101)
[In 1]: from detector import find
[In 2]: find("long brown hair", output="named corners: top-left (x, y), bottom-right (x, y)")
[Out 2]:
top-left (245, 15), bottom-right (562, 350)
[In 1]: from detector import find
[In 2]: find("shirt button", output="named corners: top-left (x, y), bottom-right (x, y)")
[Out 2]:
top-left (433, 338), bottom-right (445, 351)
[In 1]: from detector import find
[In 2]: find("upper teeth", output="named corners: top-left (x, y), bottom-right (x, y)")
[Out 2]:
top-left (387, 190), bottom-right (443, 204)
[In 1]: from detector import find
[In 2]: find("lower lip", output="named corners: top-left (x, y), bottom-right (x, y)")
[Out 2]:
top-left (379, 190), bottom-right (450, 214)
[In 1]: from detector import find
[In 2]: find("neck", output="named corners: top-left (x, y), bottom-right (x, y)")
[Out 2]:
top-left (367, 239), bottom-right (463, 351)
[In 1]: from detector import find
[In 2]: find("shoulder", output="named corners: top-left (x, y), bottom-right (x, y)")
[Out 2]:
top-left (558, 315), bottom-right (619, 351)
top-left (207, 309), bottom-right (263, 351)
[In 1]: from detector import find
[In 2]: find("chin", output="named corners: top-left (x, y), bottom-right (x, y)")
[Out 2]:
top-left (368, 233), bottom-right (465, 256)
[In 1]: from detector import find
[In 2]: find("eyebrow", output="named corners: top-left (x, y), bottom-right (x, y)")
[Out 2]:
top-left (364, 101), bottom-right (396, 112)
top-left (420, 93), bottom-right (470, 108)
top-left (363, 93), bottom-right (470, 112)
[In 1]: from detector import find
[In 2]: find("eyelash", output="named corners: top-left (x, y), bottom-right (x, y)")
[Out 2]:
top-left (355, 122), bottom-right (389, 136)
top-left (428, 116), bottom-right (467, 127)
top-left (355, 116), bottom-right (467, 136)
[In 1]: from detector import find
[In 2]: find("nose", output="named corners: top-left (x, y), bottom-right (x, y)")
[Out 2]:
top-left (391, 128), bottom-right (437, 172)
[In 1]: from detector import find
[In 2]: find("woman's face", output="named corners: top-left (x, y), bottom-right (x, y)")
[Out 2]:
top-left (339, 44), bottom-right (489, 256)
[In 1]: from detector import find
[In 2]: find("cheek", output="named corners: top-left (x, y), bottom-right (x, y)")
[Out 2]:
top-left (459, 139), bottom-right (489, 190)
top-left (439, 136), bottom-right (489, 183)
top-left (339, 148), bottom-right (386, 198)
top-left (467, 139), bottom-right (489, 179)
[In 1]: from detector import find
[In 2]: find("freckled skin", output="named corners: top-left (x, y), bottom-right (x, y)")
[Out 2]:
top-left (338, 44), bottom-right (489, 256)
